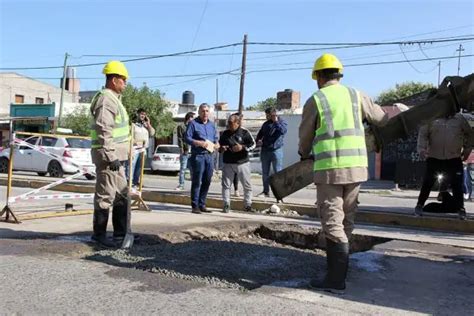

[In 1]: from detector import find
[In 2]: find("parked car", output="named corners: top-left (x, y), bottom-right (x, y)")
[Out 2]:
top-left (151, 145), bottom-right (180, 173)
top-left (0, 135), bottom-right (95, 179)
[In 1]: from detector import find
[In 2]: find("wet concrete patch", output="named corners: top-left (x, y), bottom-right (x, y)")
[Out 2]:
top-left (85, 222), bottom-right (391, 291)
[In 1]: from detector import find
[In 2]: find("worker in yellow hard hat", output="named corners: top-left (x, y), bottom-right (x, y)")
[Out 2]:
top-left (299, 53), bottom-right (389, 293)
top-left (89, 60), bottom-right (134, 249)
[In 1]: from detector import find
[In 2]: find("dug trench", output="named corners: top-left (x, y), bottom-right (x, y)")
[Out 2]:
top-left (84, 222), bottom-right (391, 291)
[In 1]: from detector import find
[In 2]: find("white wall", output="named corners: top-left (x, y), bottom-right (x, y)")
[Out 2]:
top-left (0, 73), bottom-right (77, 116)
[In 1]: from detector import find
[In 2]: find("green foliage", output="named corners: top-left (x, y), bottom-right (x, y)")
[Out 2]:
top-left (376, 82), bottom-right (435, 105)
top-left (246, 97), bottom-right (277, 111)
top-left (62, 106), bottom-right (91, 136)
top-left (62, 84), bottom-right (175, 138)
top-left (121, 85), bottom-right (175, 138)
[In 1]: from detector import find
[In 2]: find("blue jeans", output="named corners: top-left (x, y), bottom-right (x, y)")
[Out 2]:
top-left (190, 154), bottom-right (214, 208)
top-left (124, 152), bottom-right (142, 186)
top-left (260, 147), bottom-right (283, 194)
top-left (178, 154), bottom-right (189, 188)
top-left (463, 165), bottom-right (472, 198)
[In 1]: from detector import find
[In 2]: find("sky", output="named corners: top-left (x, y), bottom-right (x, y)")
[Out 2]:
top-left (1, 0), bottom-right (473, 109)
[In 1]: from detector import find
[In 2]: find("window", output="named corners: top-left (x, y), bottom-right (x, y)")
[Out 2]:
top-left (35, 97), bottom-right (44, 104)
top-left (15, 95), bottom-right (24, 103)
top-left (19, 137), bottom-right (38, 150)
top-left (66, 137), bottom-right (91, 148)
top-left (40, 137), bottom-right (57, 147)
top-left (155, 146), bottom-right (180, 154)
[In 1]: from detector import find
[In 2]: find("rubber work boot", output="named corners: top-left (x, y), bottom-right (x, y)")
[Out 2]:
top-left (309, 239), bottom-right (349, 294)
top-left (414, 205), bottom-right (423, 217)
top-left (112, 195), bottom-right (134, 249)
top-left (91, 208), bottom-right (115, 248)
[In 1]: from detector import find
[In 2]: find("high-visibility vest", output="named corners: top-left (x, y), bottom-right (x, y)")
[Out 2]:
top-left (312, 84), bottom-right (367, 171)
top-left (89, 89), bottom-right (130, 149)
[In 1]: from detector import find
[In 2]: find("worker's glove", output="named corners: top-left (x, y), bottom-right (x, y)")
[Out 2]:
top-left (109, 159), bottom-right (122, 171)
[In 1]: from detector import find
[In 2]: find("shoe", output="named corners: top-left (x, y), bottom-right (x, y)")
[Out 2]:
top-left (91, 234), bottom-right (116, 248)
top-left (464, 193), bottom-right (470, 201)
top-left (458, 208), bottom-right (467, 220)
top-left (243, 205), bottom-right (256, 213)
top-left (200, 206), bottom-right (212, 213)
top-left (414, 205), bottom-right (423, 217)
top-left (233, 190), bottom-right (240, 197)
top-left (175, 186), bottom-right (184, 191)
top-left (222, 204), bottom-right (230, 213)
top-left (192, 207), bottom-right (202, 214)
top-left (309, 239), bottom-right (348, 295)
top-left (257, 192), bottom-right (270, 198)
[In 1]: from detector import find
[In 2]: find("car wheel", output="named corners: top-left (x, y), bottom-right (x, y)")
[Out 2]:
top-left (84, 173), bottom-right (96, 180)
top-left (0, 157), bottom-right (8, 173)
top-left (48, 160), bottom-right (64, 178)
top-left (37, 172), bottom-right (47, 176)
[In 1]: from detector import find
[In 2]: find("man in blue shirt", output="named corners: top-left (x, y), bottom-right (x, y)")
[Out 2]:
top-left (256, 107), bottom-right (288, 197)
top-left (185, 103), bottom-right (219, 213)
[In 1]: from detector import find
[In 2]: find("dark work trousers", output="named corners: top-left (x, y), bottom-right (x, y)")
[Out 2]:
top-left (417, 157), bottom-right (464, 210)
top-left (190, 153), bottom-right (214, 208)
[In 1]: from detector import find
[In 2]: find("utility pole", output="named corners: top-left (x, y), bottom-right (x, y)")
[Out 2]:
top-left (238, 34), bottom-right (248, 114)
top-left (456, 44), bottom-right (464, 76)
top-left (216, 78), bottom-right (219, 105)
top-left (437, 61), bottom-right (441, 86)
top-left (57, 52), bottom-right (69, 131)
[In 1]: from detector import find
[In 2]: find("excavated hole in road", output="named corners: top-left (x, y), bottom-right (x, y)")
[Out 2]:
top-left (86, 222), bottom-right (391, 291)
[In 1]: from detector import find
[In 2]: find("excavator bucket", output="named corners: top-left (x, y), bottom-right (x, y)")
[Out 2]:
top-left (269, 74), bottom-right (474, 200)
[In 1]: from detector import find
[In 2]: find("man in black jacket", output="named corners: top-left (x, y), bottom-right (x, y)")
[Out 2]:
top-left (219, 114), bottom-right (256, 213)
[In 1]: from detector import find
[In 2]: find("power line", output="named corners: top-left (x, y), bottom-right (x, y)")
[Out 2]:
top-left (0, 42), bottom-right (242, 70)
top-left (244, 54), bottom-right (474, 74)
top-left (247, 34), bottom-right (474, 46)
top-left (3, 35), bottom-right (473, 71)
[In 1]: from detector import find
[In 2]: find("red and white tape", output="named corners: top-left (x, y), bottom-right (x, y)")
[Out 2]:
top-left (11, 193), bottom-right (93, 202)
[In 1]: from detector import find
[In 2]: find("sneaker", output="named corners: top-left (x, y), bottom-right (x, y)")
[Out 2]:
top-left (233, 190), bottom-right (240, 197)
top-left (222, 204), bottom-right (230, 213)
top-left (91, 234), bottom-right (116, 248)
top-left (257, 192), bottom-right (270, 198)
top-left (458, 208), bottom-right (467, 220)
top-left (414, 205), bottom-right (423, 217)
top-left (243, 205), bottom-right (256, 213)
top-left (192, 207), bottom-right (202, 214)
top-left (175, 186), bottom-right (184, 191)
top-left (200, 206), bottom-right (212, 213)
top-left (464, 193), bottom-right (470, 201)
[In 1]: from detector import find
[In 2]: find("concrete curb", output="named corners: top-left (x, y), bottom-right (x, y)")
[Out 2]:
top-left (1, 178), bottom-right (473, 233)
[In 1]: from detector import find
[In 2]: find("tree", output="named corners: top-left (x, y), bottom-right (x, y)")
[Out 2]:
top-left (62, 106), bottom-right (91, 136)
top-left (376, 82), bottom-right (435, 105)
top-left (121, 85), bottom-right (175, 138)
top-left (62, 84), bottom-right (175, 138)
top-left (246, 97), bottom-right (277, 111)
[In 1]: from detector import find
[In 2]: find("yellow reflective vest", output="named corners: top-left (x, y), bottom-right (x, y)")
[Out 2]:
top-left (89, 89), bottom-right (130, 149)
top-left (312, 84), bottom-right (367, 171)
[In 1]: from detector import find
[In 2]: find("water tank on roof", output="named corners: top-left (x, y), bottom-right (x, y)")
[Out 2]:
top-left (182, 91), bottom-right (195, 105)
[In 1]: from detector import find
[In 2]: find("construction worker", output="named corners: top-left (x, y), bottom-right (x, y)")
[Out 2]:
top-left (89, 60), bottom-right (134, 249)
top-left (299, 53), bottom-right (390, 294)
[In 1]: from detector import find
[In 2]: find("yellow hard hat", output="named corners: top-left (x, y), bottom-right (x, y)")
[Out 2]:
top-left (102, 60), bottom-right (129, 79)
top-left (312, 53), bottom-right (343, 80)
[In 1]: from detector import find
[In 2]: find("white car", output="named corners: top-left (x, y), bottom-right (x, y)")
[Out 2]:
top-left (151, 145), bottom-right (180, 173)
top-left (0, 135), bottom-right (95, 179)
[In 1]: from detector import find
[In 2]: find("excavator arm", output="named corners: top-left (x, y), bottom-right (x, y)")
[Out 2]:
top-left (270, 73), bottom-right (474, 201)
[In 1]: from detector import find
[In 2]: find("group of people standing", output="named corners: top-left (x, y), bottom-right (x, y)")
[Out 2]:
top-left (89, 54), bottom-right (471, 296)
top-left (175, 104), bottom-right (288, 214)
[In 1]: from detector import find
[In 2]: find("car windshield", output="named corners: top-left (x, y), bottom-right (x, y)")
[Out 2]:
top-left (156, 146), bottom-right (180, 154)
top-left (66, 138), bottom-right (91, 148)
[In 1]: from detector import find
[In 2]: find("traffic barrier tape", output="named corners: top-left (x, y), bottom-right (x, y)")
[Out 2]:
top-left (8, 171), bottom-right (88, 203)
top-left (15, 131), bottom-right (91, 140)
top-left (11, 193), bottom-right (94, 201)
